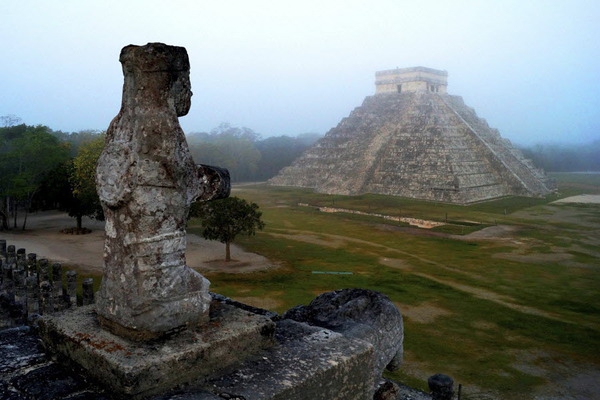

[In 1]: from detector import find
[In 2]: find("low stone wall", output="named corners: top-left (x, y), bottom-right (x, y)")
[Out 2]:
top-left (0, 239), bottom-right (95, 328)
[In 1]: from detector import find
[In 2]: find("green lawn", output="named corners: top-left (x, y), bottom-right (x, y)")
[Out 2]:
top-left (189, 173), bottom-right (600, 399)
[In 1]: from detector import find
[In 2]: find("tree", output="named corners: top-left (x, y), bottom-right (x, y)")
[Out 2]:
top-left (68, 134), bottom-right (105, 229)
top-left (520, 140), bottom-right (600, 172)
top-left (1, 114), bottom-right (22, 127)
top-left (34, 160), bottom-right (74, 211)
top-left (0, 125), bottom-right (70, 229)
top-left (61, 129), bottom-right (105, 157)
top-left (0, 123), bottom-right (27, 229)
top-left (190, 196), bottom-right (265, 261)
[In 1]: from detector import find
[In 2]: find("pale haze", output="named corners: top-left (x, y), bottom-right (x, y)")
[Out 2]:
top-left (1, 0), bottom-right (599, 146)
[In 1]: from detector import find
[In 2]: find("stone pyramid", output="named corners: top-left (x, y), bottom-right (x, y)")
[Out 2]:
top-left (269, 67), bottom-right (554, 204)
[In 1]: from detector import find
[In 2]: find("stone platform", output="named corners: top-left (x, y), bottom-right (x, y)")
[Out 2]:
top-left (36, 303), bottom-right (384, 399)
top-left (193, 319), bottom-right (376, 400)
top-left (38, 300), bottom-right (276, 399)
top-left (1, 325), bottom-right (429, 400)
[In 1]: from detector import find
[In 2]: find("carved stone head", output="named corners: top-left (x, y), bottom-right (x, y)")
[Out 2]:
top-left (119, 42), bottom-right (192, 116)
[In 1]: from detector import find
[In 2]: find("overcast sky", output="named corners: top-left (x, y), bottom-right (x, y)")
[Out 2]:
top-left (2, 0), bottom-right (599, 146)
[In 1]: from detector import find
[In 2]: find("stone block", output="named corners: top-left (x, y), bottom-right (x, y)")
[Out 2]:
top-left (38, 300), bottom-right (275, 399)
top-left (198, 319), bottom-right (375, 400)
top-left (282, 288), bottom-right (404, 383)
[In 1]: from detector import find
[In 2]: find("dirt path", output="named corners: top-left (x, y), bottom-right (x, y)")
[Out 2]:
top-left (0, 210), bottom-right (275, 274)
top-left (552, 194), bottom-right (600, 204)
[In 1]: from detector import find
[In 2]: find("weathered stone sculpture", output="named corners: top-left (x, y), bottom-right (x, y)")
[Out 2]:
top-left (95, 42), bottom-right (230, 340)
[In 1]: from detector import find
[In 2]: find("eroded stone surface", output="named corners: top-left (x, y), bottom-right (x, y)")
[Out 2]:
top-left (38, 301), bottom-right (275, 399)
top-left (282, 288), bottom-right (404, 385)
top-left (199, 319), bottom-right (376, 400)
top-left (3, 322), bottom-right (429, 400)
top-left (95, 43), bottom-right (229, 339)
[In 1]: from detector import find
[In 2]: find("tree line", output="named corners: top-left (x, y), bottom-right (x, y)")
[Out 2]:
top-left (0, 118), bottom-right (320, 231)
top-left (0, 122), bottom-right (105, 231)
top-left (187, 123), bottom-right (321, 182)
top-left (2, 115), bottom-right (597, 230)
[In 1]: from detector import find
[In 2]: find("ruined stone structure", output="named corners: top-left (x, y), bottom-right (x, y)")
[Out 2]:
top-left (270, 67), bottom-right (554, 204)
top-left (7, 290), bottom-right (416, 400)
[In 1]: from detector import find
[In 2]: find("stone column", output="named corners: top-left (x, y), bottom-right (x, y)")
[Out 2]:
top-left (94, 42), bottom-right (229, 340)
top-left (82, 278), bottom-right (94, 306)
top-left (40, 280), bottom-right (53, 315)
top-left (1, 247), bottom-right (15, 302)
top-left (27, 253), bottom-right (37, 276)
top-left (428, 373), bottom-right (454, 400)
top-left (13, 265), bottom-right (27, 319)
top-left (16, 248), bottom-right (26, 264)
top-left (38, 259), bottom-right (49, 283)
top-left (26, 274), bottom-right (40, 316)
top-left (6, 245), bottom-right (16, 265)
top-left (17, 254), bottom-right (27, 275)
top-left (1, 258), bottom-right (9, 286)
top-left (52, 263), bottom-right (63, 311)
top-left (66, 270), bottom-right (78, 307)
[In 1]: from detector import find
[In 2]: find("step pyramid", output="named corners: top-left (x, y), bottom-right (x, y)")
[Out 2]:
top-left (269, 67), bottom-right (554, 204)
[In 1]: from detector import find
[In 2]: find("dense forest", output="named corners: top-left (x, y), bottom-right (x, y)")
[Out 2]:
top-left (0, 115), bottom-right (598, 230)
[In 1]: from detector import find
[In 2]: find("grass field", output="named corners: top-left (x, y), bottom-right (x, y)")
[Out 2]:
top-left (188, 173), bottom-right (600, 399)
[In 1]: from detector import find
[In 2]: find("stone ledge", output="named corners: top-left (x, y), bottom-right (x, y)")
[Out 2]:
top-left (38, 300), bottom-right (275, 399)
top-left (191, 319), bottom-right (376, 400)
top-left (1, 321), bottom-right (429, 399)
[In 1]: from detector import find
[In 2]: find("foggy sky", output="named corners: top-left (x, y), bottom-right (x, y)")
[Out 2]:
top-left (1, 0), bottom-right (599, 146)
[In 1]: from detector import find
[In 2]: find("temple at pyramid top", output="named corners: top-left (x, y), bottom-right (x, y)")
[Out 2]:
top-left (375, 66), bottom-right (448, 94)
top-left (269, 67), bottom-right (554, 204)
